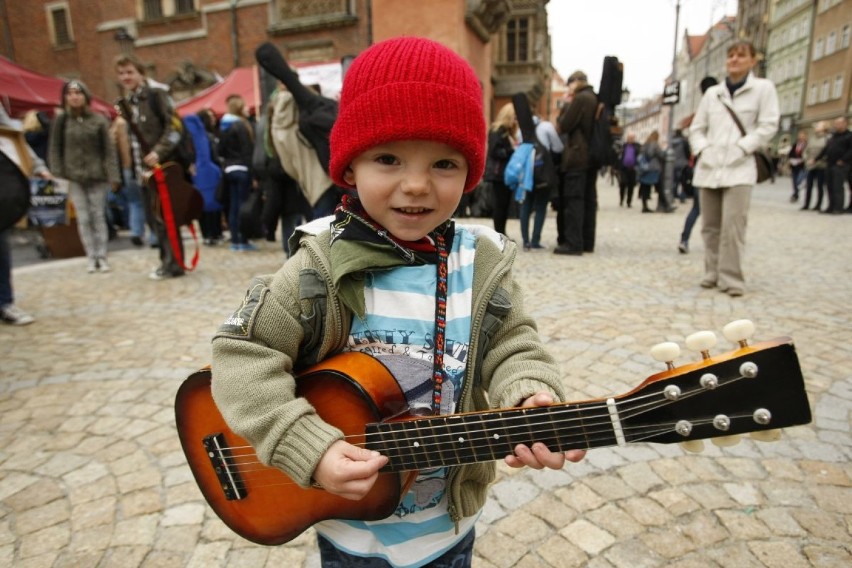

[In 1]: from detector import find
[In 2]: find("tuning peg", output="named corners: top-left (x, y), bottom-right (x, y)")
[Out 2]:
top-left (679, 440), bottom-right (705, 453)
top-left (750, 429), bottom-right (782, 442)
top-left (723, 319), bottom-right (755, 348)
top-left (650, 342), bottom-right (681, 370)
top-left (685, 330), bottom-right (717, 360)
top-left (711, 434), bottom-right (742, 447)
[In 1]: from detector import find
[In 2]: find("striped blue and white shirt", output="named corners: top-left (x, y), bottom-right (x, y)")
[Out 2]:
top-left (316, 225), bottom-right (498, 566)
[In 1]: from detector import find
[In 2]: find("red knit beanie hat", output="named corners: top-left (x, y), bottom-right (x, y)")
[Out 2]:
top-left (329, 36), bottom-right (486, 193)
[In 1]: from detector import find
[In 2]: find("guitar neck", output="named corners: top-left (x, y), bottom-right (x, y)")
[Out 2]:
top-left (366, 340), bottom-right (811, 472)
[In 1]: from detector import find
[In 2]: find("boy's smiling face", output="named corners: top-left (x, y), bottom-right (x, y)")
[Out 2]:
top-left (343, 140), bottom-right (468, 242)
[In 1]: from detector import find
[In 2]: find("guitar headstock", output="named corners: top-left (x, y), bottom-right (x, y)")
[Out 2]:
top-left (620, 320), bottom-right (811, 452)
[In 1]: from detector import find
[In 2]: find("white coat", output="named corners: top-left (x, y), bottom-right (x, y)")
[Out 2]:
top-left (689, 73), bottom-right (779, 189)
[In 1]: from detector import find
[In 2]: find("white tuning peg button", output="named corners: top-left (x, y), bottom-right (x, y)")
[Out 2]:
top-left (750, 429), bottom-right (782, 442)
top-left (679, 440), bottom-right (705, 453)
top-left (685, 330), bottom-right (717, 359)
top-left (711, 434), bottom-right (742, 447)
top-left (723, 319), bottom-right (756, 347)
top-left (650, 342), bottom-right (681, 369)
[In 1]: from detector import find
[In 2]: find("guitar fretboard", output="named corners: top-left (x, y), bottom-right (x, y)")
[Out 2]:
top-left (366, 403), bottom-right (619, 472)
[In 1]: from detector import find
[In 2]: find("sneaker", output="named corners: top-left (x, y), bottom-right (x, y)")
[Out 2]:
top-left (229, 243), bottom-right (244, 251)
top-left (130, 236), bottom-right (144, 246)
top-left (678, 241), bottom-right (688, 254)
top-left (242, 242), bottom-right (258, 251)
top-left (98, 258), bottom-right (111, 273)
top-left (530, 243), bottom-right (545, 250)
top-left (87, 259), bottom-right (98, 273)
top-left (726, 288), bottom-right (744, 297)
top-left (0, 304), bottom-right (35, 325)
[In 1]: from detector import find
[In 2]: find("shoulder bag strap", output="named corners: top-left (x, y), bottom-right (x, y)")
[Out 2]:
top-left (717, 93), bottom-right (747, 137)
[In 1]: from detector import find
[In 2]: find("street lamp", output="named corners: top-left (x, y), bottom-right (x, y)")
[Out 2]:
top-left (662, 0), bottom-right (681, 210)
top-left (114, 27), bottom-right (134, 55)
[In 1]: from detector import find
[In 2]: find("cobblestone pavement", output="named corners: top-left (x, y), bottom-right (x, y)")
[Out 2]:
top-left (1, 178), bottom-right (850, 568)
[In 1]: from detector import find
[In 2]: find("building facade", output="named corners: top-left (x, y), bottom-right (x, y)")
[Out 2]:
top-left (0, 0), bottom-right (554, 121)
top-left (800, 0), bottom-right (851, 126)
top-left (736, 0), bottom-right (773, 76)
top-left (765, 0), bottom-right (814, 137)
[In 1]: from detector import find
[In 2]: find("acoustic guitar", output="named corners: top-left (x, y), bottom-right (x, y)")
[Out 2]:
top-left (174, 322), bottom-right (811, 546)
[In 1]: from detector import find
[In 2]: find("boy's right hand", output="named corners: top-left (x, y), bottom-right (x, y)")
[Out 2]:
top-left (313, 440), bottom-right (388, 500)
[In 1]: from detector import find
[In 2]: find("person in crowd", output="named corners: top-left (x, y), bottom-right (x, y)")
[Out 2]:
top-left (787, 130), bottom-right (807, 203)
top-left (48, 80), bottom-right (120, 273)
top-left (519, 114), bottom-right (563, 250)
top-left (554, 70), bottom-right (598, 255)
top-left (678, 76), bottom-right (719, 254)
top-left (218, 94), bottom-right (257, 251)
top-left (1, 105), bottom-right (51, 325)
top-left (815, 116), bottom-right (852, 214)
top-left (618, 132), bottom-right (640, 208)
top-left (802, 121), bottom-right (828, 211)
top-left (670, 129), bottom-right (691, 203)
top-left (637, 130), bottom-right (672, 213)
top-left (115, 54), bottom-right (186, 280)
top-left (111, 115), bottom-right (150, 247)
top-left (211, 36), bottom-right (585, 568)
top-left (184, 113), bottom-right (224, 246)
top-left (268, 88), bottom-right (342, 219)
top-left (485, 102), bottom-right (518, 236)
top-left (22, 110), bottom-right (50, 162)
top-left (254, 99), bottom-right (311, 257)
top-left (688, 41), bottom-right (780, 297)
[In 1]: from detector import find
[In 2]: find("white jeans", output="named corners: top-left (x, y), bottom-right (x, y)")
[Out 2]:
top-left (68, 181), bottom-right (110, 262)
top-left (700, 185), bottom-right (752, 291)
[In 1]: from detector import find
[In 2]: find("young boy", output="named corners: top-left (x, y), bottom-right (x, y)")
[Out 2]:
top-left (211, 37), bottom-right (585, 567)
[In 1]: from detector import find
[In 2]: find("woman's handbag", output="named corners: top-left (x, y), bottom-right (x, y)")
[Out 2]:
top-left (718, 95), bottom-right (774, 183)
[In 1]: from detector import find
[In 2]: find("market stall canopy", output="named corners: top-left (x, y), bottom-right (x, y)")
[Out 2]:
top-left (175, 61), bottom-right (342, 118)
top-left (0, 56), bottom-right (115, 118)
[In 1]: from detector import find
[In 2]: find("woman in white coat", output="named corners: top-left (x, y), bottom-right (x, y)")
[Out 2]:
top-left (688, 41), bottom-right (779, 297)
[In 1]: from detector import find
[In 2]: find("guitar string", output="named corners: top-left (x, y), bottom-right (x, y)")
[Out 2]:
top-left (210, 370), bottom-right (746, 468)
top-left (208, 376), bottom-right (754, 485)
top-left (210, 414), bottom-right (758, 492)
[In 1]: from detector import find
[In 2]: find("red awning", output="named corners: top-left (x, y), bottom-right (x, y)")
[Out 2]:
top-left (176, 66), bottom-right (261, 118)
top-left (0, 56), bottom-right (115, 119)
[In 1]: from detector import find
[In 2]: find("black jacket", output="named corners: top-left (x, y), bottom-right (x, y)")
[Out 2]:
top-left (816, 129), bottom-right (852, 167)
top-left (557, 85), bottom-right (597, 172)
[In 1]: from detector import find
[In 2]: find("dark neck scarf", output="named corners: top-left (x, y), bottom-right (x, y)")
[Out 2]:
top-left (330, 194), bottom-right (454, 265)
top-left (726, 76), bottom-right (747, 96)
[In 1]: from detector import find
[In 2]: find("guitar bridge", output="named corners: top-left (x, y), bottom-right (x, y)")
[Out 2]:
top-left (203, 433), bottom-right (247, 500)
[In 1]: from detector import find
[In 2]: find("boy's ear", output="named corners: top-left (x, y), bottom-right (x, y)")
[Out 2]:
top-left (343, 166), bottom-right (356, 187)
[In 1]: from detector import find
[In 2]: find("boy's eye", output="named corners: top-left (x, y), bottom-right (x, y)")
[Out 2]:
top-left (434, 159), bottom-right (458, 170)
top-left (375, 154), bottom-right (398, 165)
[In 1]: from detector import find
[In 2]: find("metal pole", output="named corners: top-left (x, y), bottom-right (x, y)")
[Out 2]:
top-left (662, 0), bottom-right (681, 210)
top-left (230, 0), bottom-right (240, 67)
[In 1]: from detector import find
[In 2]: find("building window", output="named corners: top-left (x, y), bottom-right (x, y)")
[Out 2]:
top-left (842, 25), bottom-right (850, 49)
top-left (808, 84), bottom-right (817, 105)
top-left (833, 75), bottom-right (843, 99)
top-left (820, 80), bottom-right (829, 102)
top-left (175, 0), bottom-right (194, 14)
top-left (826, 31), bottom-right (836, 54)
top-left (813, 38), bottom-right (824, 60)
top-left (46, 3), bottom-right (73, 46)
top-left (143, 0), bottom-right (163, 20)
top-left (506, 17), bottom-right (530, 63)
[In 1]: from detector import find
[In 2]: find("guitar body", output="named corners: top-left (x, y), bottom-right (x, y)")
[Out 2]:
top-left (175, 352), bottom-right (417, 546)
top-left (144, 162), bottom-right (203, 226)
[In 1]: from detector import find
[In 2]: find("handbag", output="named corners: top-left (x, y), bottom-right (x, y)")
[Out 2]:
top-left (718, 95), bottom-right (774, 183)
